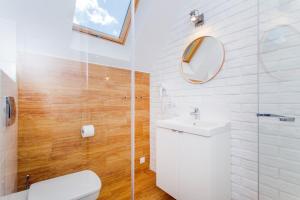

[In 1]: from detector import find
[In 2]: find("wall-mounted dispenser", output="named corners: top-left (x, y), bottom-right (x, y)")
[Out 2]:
top-left (5, 96), bottom-right (16, 127)
top-left (159, 84), bottom-right (167, 97)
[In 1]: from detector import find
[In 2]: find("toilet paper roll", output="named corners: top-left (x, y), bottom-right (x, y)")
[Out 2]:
top-left (81, 125), bottom-right (95, 138)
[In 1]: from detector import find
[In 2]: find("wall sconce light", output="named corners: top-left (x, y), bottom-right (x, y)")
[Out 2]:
top-left (190, 9), bottom-right (204, 27)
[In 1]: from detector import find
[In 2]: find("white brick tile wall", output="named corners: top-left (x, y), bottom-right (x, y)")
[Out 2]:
top-left (150, 0), bottom-right (259, 199)
top-left (150, 0), bottom-right (300, 199)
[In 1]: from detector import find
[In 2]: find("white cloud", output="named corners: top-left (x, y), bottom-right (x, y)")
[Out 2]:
top-left (112, 30), bottom-right (118, 36)
top-left (73, 17), bottom-right (79, 25)
top-left (75, 0), bottom-right (118, 26)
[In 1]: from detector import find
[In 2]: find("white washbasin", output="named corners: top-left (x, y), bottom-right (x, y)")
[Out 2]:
top-left (157, 117), bottom-right (230, 137)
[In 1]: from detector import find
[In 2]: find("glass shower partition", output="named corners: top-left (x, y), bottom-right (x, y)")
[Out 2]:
top-left (258, 0), bottom-right (300, 199)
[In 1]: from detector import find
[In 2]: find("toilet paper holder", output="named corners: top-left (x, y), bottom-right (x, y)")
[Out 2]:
top-left (81, 125), bottom-right (95, 138)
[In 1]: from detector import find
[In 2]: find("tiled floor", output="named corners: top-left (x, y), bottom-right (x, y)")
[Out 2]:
top-left (135, 170), bottom-right (175, 200)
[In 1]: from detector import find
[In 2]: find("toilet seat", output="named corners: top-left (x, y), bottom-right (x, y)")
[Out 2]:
top-left (28, 170), bottom-right (101, 200)
top-left (0, 191), bottom-right (27, 200)
top-left (0, 170), bottom-right (101, 200)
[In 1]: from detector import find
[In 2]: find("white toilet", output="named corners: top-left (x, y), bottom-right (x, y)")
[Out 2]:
top-left (1, 170), bottom-right (101, 200)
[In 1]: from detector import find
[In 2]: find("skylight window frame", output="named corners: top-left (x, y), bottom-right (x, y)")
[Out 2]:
top-left (72, 0), bottom-right (139, 45)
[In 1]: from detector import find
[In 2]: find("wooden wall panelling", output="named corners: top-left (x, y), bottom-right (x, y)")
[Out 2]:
top-left (134, 72), bottom-right (150, 173)
top-left (18, 53), bottom-right (155, 199)
top-left (17, 54), bottom-right (133, 200)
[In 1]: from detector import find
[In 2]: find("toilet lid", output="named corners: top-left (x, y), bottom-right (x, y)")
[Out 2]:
top-left (28, 170), bottom-right (101, 200)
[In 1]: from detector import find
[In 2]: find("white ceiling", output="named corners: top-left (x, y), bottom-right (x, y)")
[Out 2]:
top-left (135, 0), bottom-right (185, 72)
top-left (0, 0), bottom-right (185, 71)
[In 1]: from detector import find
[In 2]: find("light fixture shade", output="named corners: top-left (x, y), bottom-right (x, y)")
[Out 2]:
top-left (190, 9), bottom-right (204, 27)
top-left (190, 15), bottom-right (198, 22)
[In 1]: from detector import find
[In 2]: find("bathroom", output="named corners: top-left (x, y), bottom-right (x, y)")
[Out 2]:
top-left (1, 0), bottom-right (300, 199)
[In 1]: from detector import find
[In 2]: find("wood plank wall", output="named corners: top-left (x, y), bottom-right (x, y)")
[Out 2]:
top-left (135, 72), bottom-right (150, 173)
top-left (17, 53), bottom-right (150, 200)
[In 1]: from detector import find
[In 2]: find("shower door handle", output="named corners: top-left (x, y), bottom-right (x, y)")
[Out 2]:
top-left (257, 113), bottom-right (295, 122)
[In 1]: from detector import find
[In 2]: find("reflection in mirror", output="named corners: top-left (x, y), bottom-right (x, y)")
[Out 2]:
top-left (260, 25), bottom-right (300, 81)
top-left (181, 36), bottom-right (225, 84)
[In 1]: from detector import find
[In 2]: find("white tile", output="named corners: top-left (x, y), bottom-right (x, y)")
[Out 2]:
top-left (150, 0), bottom-right (300, 198)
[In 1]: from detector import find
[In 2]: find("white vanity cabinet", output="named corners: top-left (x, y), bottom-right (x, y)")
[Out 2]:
top-left (156, 128), bottom-right (179, 199)
top-left (156, 119), bottom-right (231, 200)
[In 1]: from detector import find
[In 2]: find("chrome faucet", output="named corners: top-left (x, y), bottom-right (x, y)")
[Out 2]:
top-left (190, 107), bottom-right (200, 120)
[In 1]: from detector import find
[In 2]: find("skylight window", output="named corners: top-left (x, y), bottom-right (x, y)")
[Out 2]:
top-left (73, 0), bottom-right (132, 44)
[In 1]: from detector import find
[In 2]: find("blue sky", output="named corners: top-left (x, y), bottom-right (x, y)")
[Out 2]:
top-left (73, 0), bottom-right (131, 37)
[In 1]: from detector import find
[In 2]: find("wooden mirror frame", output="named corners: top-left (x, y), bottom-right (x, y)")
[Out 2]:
top-left (180, 36), bottom-right (225, 84)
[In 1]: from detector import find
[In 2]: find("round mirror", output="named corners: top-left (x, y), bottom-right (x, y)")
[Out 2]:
top-left (180, 36), bottom-right (225, 84)
top-left (260, 25), bottom-right (300, 81)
